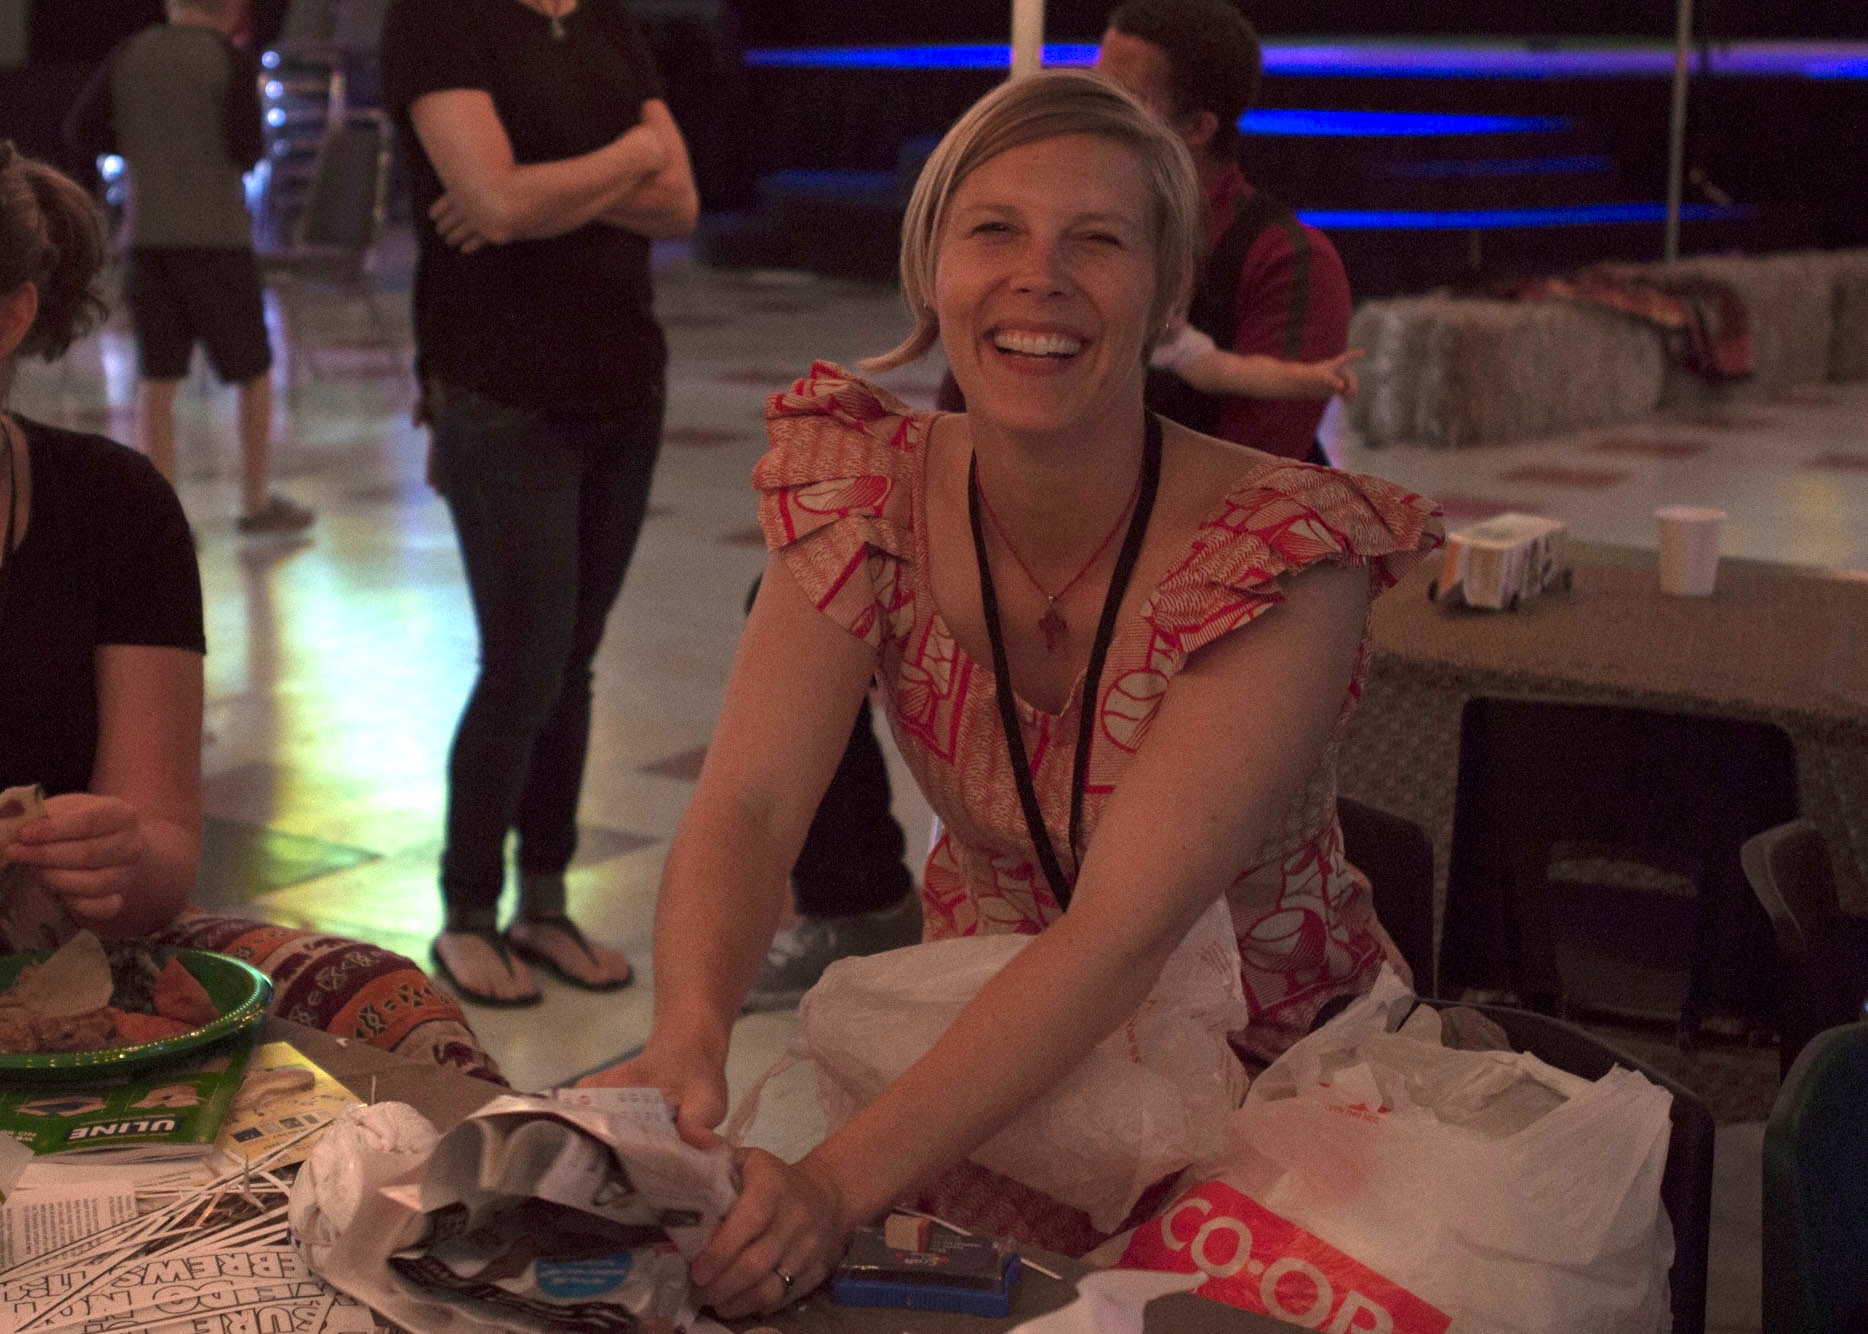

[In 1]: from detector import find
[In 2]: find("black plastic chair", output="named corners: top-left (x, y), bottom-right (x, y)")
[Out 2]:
top-left (1339, 796), bottom-right (1436, 996)
top-left (1762, 1021), bottom-right (1868, 1333)
top-left (1741, 819), bottom-right (1868, 1078)
top-left (257, 108), bottom-right (397, 381)
top-left (1463, 1003), bottom-right (1714, 1334)
top-left (1441, 697), bottom-right (1798, 1046)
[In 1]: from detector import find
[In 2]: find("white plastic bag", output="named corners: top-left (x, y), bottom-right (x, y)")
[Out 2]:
top-left (1090, 967), bottom-right (1676, 1334)
top-left (782, 898), bottom-right (1249, 1232)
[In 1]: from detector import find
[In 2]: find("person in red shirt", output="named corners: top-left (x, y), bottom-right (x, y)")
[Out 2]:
top-left (1097, 0), bottom-right (1352, 463)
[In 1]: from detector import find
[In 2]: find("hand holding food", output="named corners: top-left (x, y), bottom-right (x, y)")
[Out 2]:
top-left (2, 790), bottom-right (149, 923)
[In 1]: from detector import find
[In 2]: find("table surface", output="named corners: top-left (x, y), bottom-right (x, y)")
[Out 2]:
top-left (1374, 541), bottom-right (1868, 722)
top-left (275, 1021), bottom-right (1281, 1333)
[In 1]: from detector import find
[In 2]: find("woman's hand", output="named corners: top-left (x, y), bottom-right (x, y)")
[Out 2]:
top-left (688, 1148), bottom-right (856, 1319)
top-left (577, 1040), bottom-right (730, 1149)
top-left (2, 792), bottom-right (144, 922)
top-left (429, 192), bottom-right (490, 253)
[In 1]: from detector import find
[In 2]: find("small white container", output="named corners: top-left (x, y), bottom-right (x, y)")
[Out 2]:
top-left (1655, 506), bottom-right (1726, 597)
top-left (1431, 513), bottom-right (1571, 611)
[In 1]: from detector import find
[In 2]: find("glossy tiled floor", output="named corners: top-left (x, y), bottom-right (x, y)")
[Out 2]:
top-left (13, 230), bottom-right (1863, 1331)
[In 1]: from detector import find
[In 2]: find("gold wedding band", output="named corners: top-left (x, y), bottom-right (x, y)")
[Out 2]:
top-left (772, 1265), bottom-right (795, 1291)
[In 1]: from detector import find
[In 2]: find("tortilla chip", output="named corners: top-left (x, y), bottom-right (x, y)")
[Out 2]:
top-left (109, 1008), bottom-right (196, 1044)
top-left (2, 929), bottom-right (113, 1019)
top-left (153, 957), bottom-right (219, 1027)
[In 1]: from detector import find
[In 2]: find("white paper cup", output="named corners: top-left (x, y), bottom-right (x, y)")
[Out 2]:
top-left (1655, 505), bottom-right (1726, 596)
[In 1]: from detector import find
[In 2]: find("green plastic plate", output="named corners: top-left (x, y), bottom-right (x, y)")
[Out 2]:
top-left (0, 949), bottom-right (273, 1077)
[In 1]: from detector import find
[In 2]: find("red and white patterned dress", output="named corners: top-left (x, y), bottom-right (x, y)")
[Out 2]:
top-left (757, 365), bottom-right (1442, 1249)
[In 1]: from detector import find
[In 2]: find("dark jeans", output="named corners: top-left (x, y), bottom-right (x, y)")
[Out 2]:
top-left (431, 380), bottom-right (664, 924)
top-left (745, 577), bottom-right (913, 918)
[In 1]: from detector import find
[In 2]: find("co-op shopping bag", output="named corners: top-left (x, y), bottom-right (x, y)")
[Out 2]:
top-left (1090, 967), bottom-right (1676, 1334)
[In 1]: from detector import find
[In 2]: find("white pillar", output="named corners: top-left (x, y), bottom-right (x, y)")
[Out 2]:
top-left (1011, 0), bottom-right (1045, 79)
top-left (1663, 0), bottom-right (1695, 263)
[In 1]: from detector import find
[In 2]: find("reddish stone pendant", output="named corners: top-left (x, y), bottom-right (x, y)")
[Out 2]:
top-left (1038, 602), bottom-right (1069, 653)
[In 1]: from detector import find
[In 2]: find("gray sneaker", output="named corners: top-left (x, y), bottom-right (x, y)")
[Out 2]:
top-left (742, 895), bottom-right (922, 1013)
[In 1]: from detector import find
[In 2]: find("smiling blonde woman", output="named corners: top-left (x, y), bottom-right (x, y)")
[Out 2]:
top-left (587, 71), bottom-right (1443, 1319)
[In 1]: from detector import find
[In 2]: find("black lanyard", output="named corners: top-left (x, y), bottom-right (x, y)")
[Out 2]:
top-left (967, 412), bottom-right (1162, 911)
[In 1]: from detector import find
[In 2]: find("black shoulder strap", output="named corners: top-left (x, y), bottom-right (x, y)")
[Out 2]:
top-left (1192, 186), bottom-right (1299, 352)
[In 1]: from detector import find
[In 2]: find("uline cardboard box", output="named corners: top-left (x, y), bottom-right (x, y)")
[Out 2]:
top-left (1431, 513), bottom-right (1571, 610)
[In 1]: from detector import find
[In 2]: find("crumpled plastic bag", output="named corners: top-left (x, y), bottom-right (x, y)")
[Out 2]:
top-left (294, 1091), bottom-right (739, 1334)
top-left (288, 1101), bottom-right (439, 1269)
top-left (753, 898), bottom-right (1249, 1233)
top-left (1090, 967), bottom-right (1677, 1334)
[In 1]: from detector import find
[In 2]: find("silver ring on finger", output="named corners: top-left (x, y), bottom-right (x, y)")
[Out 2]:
top-left (772, 1264), bottom-right (795, 1293)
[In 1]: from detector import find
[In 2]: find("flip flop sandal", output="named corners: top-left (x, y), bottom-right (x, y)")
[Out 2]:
top-left (506, 915), bottom-right (633, 992)
top-left (432, 927), bottom-right (544, 1008)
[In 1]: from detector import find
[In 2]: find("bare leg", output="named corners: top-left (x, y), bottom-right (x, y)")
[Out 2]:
top-left (137, 378), bottom-right (182, 485)
top-left (236, 371), bottom-right (272, 515)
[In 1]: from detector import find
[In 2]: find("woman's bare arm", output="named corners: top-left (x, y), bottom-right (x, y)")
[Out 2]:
top-left (595, 100), bottom-right (698, 240)
top-left (4, 645), bottom-right (203, 937)
top-left (690, 561), bottom-right (1371, 1317)
top-left (582, 555), bottom-right (879, 1132)
top-left (409, 88), bottom-right (667, 247)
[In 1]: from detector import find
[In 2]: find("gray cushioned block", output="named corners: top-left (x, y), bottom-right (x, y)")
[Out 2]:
top-left (1814, 248), bottom-right (1868, 382)
top-left (1349, 296), bottom-right (1664, 449)
top-left (1347, 297), bottom-right (1439, 447)
top-left (1644, 254), bottom-right (1839, 408)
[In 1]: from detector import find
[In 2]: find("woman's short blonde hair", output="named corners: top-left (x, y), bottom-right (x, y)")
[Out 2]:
top-left (861, 69), bottom-right (1201, 373)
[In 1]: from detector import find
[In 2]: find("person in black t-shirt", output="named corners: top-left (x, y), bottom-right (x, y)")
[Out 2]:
top-left (0, 143), bottom-right (205, 935)
top-left (382, 0), bottom-right (698, 1007)
top-left (0, 146), bottom-right (505, 1081)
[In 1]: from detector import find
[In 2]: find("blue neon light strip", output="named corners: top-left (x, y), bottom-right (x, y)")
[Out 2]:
top-left (1243, 109), bottom-right (1566, 136)
top-left (1297, 202), bottom-right (1750, 230)
top-left (741, 39), bottom-right (1868, 81)
top-left (1376, 154), bottom-right (1614, 179)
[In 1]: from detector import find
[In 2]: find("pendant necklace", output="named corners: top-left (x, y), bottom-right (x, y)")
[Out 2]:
top-left (541, 0), bottom-right (569, 39)
top-left (972, 461), bottom-right (1143, 653)
top-left (967, 413), bottom-right (1162, 909)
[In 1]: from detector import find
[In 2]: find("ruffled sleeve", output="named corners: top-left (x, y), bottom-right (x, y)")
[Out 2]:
top-left (755, 362), bottom-right (924, 647)
top-left (1146, 460), bottom-right (1444, 657)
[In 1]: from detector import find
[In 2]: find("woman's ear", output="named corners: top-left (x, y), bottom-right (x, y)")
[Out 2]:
top-left (1177, 109), bottom-right (1220, 155)
top-left (0, 282), bottom-right (38, 364)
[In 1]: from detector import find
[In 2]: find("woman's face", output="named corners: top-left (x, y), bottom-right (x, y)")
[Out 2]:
top-left (934, 133), bottom-right (1158, 441)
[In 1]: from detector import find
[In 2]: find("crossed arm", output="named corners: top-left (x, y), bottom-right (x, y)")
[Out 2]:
top-left (3, 645), bottom-right (204, 938)
top-left (408, 90), bottom-right (698, 250)
top-left (590, 548), bottom-right (1369, 1318)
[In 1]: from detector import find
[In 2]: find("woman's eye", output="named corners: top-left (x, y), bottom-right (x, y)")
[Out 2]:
top-left (970, 221), bottom-right (1010, 236)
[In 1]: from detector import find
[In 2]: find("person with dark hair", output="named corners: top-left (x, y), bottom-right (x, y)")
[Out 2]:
top-left (63, 0), bottom-right (314, 535)
top-left (1099, 0), bottom-right (1353, 464)
top-left (382, 0), bottom-right (698, 1008)
top-left (0, 144), bottom-right (500, 1081)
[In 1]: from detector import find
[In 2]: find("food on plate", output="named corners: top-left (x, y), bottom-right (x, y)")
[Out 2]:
top-left (0, 932), bottom-right (228, 1054)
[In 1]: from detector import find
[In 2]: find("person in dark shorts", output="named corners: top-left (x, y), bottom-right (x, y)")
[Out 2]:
top-left (65, 0), bottom-right (313, 534)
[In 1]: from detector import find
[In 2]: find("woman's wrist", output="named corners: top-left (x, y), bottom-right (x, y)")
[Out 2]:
top-left (646, 1005), bottom-right (731, 1068)
top-left (795, 1143), bottom-right (867, 1238)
